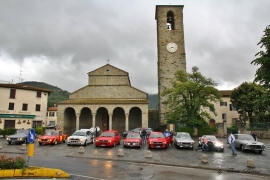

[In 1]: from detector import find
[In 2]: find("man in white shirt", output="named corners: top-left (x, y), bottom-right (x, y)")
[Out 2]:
top-left (95, 126), bottom-right (100, 137)
top-left (228, 132), bottom-right (237, 155)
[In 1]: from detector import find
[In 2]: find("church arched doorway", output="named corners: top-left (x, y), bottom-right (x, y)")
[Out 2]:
top-left (112, 107), bottom-right (125, 134)
top-left (79, 107), bottom-right (92, 129)
top-left (128, 107), bottom-right (142, 129)
top-left (63, 107), bottom-right (76, 135)
top-left (96, 107), bottom-right (108, 133)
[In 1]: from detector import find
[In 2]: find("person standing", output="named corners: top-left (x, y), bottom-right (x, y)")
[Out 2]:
top-left (251, 131), bottom-right (257, 141)
top-left (141, 128), bottom-right (147, 144)
top-left (228, 132), bottom-right (237, 155)
top-left (95, 126), bottom-right (100, 137)
top-left (89, 127), bottom-right (95, 136)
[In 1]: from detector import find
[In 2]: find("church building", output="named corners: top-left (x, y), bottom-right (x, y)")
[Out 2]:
top-left (57, 64), bottom-right (149, 135)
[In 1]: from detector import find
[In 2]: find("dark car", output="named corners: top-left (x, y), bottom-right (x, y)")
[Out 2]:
top-left (122, 127), bottom-right (153, 138)
top-left (198, 135), bottom-right (224, 152)
top-left (6, 129), bottom-right (30, 144)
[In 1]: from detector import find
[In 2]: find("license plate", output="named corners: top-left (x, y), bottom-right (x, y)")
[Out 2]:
top-left (101, 144), bottom-right (105, 146)
top-left (156, 146), bottom-right (160, 148)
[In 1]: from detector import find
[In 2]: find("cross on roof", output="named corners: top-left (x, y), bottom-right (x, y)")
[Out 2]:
top-left (106, 59), bottom-right (110, 64)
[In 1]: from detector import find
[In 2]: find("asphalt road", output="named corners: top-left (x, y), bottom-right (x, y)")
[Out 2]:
top-left (1, 137), bottom-right (270, 179)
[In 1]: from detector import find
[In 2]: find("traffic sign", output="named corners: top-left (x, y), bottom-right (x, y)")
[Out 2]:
top-left (28, 128), bottom-right (36, 143)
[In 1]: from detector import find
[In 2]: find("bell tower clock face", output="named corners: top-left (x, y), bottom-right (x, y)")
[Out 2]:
top-left (166, 43), bottom-right (178, 53)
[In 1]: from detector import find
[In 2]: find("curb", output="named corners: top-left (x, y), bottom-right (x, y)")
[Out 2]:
top-left (0, 166), bottom-right (70, 178)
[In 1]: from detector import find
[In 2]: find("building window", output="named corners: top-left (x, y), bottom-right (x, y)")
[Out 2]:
top-left (37, 92), bottom-right (42, 98)
top-left (22, 103), bottom-right (28, 111)
top-left (8, 103), bottom-right (15, 110)
top-left (222, 113), bottom-right (227, 121)
top-left (230, 104), bottom-right (237, 111)
top-left (49, 112), bottom-right (55, 117)
top-left (36, 104), bottom-right (41, 111)
top-left (32, 121), bottom-right (42, 128)
top-left (220, 102), bottom-right (227, 106)
top-left (10, 89), bottom-right (16, 99)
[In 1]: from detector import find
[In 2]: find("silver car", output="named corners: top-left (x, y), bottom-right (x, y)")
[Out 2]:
top-left (173, 132), bottom-right (194, 149)
top-left (233, 134), bottom-right (265, 154)
top-left (6, 129), bottom-right (30, 144)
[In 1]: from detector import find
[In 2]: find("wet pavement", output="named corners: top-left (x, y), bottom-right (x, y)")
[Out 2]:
top-left (0, 137), bottom-right (269, 177)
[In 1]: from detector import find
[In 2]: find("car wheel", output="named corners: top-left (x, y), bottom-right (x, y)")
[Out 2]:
top-left (84, 140), bottom-right (87, 146)
top-left (258, 150), bottom-right (262, 154)
top-left (147, 143), bottom-right (150, 149)
top-left (63, 138), bottom-right (66, 143)
top-left (39, 143), bottom-right (42, 146)
top-left (8, 141), bottom-right (11, 145)
top-left (241, 145), bottom-right (245, 152)
top-left (67, 144), bottom-right (70, 146)
top-left (113, 142), bottom-right (116, 147)
top-left (24, 139), bottom-right (28, 144)
top-left (54, 140), bottom-right (58, 145)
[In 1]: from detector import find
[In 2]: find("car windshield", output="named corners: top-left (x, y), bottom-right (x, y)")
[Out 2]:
top-left (100, 132), bottom-right (114, 137)
top-left (72, 132), bottom-right (86, 136)
top-left (238, 134), bottom-right (254, 141)
top-left (176, 133), bottom-right (191, 138)
top-left (45, 131), bottom-right (58, 136)
top-left (149, 134), bottom-right (164, 138)
top-left (203, 136), bottom-right (217, 141)
top-left (16, 130), bottom-right (28, 135)
top-left (127, 133), bottom-right (140, 138)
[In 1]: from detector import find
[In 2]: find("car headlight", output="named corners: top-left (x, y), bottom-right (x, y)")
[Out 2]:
top-left (79, 138), bottom-right (84, 142)
top-left (96, 140), bottom-right (99, 142)
top-left (214, 142), bottom-right (223, 147)
top-left (108, 140), bottom-right (111, 143)
top-left (19, 138), bottom-right (23, 141)
top-left (163, 141), bottom-right (166, 144)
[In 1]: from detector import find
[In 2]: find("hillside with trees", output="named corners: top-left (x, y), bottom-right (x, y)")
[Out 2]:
top-left (19, 81), bottom-right (70, 107)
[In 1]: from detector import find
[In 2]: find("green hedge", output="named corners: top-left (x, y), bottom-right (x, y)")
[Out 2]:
top-left (0, 128), bottom-right (17, 137)
top-left (175, 126), bottom-right (195, 136)
top-left (34, 126), bottom-right (45, 135)
top-left (197, 126), bottom-right (217, 137)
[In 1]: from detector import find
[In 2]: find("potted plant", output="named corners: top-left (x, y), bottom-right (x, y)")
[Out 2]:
top-left (17, 120), bottom-right (21, 124)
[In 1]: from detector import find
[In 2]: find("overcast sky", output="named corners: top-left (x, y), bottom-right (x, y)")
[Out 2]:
top-left (0, 0), bottom-right (269, 95)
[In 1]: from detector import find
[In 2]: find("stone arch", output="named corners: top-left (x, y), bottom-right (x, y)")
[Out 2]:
top-left (79, 107), bottom-right (92, 129)
top-left (209, 119), bottom-right (216, 128)
top-left (128, 107), bottom-right (142, 129)
top-left (63, 107), bottom-right (76, 135)
top-left (96, 107), bottom-right (109, 133)
top-left (112, 107), bottom-right (125, 134)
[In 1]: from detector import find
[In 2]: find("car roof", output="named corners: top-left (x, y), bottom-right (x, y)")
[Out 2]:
top-left (103, 130), bottom-right (118, 133)
top-left (79, 129), bottom-right (90, 132)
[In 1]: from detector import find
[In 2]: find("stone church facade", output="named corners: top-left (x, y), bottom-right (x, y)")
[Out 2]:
top-left (57, 64), bottom-right (149, 135)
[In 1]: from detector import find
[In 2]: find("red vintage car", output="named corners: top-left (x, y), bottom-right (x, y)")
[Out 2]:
top-left (147, 132), bottom-right (167, 149)
top-left (38, 130), bottom-right (68, 145)
top-left (123, 132), bottom-right (142, 148)
top-left (95, 130), bottom-right (121, 147)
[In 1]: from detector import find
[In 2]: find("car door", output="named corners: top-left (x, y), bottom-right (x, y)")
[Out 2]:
top-left (86, 131), bottom-right (91, 143)
top-left (115, 132), bottom-right (120, 144)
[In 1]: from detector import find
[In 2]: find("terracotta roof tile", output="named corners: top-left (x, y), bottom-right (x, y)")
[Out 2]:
top-left (219, 90), bottom-right (233, 97)
top-left (0, 83), bottom-right (52, 93)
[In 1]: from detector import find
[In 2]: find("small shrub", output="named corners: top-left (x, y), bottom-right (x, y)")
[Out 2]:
top-left (3, 128), bottom-right (17, 137)
top-left (0, 155), bottom-right (27, 170)
top-left (34, 126), bottom-right (45, 135)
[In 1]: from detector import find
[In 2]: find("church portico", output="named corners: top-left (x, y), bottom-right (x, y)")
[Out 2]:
top-left (58, 64), bottom-right (149, 135)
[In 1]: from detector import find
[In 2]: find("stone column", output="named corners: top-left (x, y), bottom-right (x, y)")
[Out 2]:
top-left (125, 113), bottom-right (129, 131)
top-left (92, 113), bottom-right (96, 128)
top-left (109, 113), bottom-right (113, 130)
top-left (75, 113), bottom-right (80, 130)
top-left (223, 120), bottom-right (227, 137)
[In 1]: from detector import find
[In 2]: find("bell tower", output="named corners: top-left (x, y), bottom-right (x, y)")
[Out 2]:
top-left (155, 5), bottom-right (186, 124)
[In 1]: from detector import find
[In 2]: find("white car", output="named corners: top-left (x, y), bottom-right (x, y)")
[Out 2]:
top-left (67, 129), bottom-right (94, 146)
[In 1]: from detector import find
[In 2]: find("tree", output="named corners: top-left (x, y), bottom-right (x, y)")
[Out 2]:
top-left (251, 25), bottom-right (270, 88)
top-left (230, 82), bottom-right (268, 123)
top-left (161, 66), bottom-right (221, 127)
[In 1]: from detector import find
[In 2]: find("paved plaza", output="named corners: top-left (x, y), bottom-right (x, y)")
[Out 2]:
top-left (0, 137), bottom-right (269, 177)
